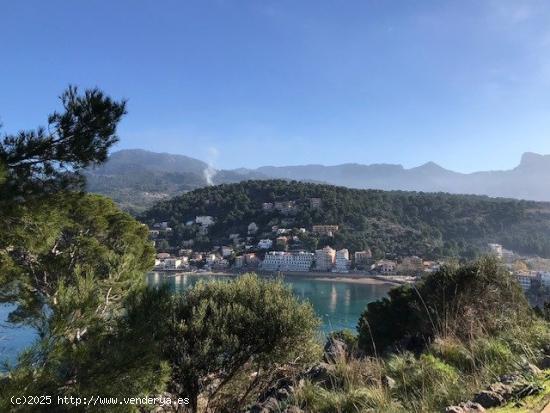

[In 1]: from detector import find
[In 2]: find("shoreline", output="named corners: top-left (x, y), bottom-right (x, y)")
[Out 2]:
top-left (152, 270), bottom-right (408, 286)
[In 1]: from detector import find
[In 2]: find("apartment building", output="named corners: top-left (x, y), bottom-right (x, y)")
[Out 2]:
top-left (334, 249), bottom-right (351, 273)
top-left (315, 246), bottom-right (336, 271)
top-left (261, 251), bottom-right (314, 272)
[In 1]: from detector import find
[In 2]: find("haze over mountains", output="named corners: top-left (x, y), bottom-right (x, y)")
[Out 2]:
top-left (85, 149), bottom-right (550, 212)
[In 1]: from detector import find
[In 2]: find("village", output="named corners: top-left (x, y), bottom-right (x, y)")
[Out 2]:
top-left (146, 197), bottom-right (550, 295)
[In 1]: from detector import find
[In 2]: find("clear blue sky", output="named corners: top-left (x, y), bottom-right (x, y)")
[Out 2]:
top-left (1, 0), bottom-right (550, 172)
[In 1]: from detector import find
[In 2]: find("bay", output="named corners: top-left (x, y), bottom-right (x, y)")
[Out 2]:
top-left (147, 272), bottom-right (392, 334)
top-left (1, 273), bottom-right (392, 364)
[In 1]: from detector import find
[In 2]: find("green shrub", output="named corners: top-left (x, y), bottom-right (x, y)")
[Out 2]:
top-left (430, 337), bottom-right (475, 372)
top-left (329, 329), bottom-right (359, 355)
top-left (386, 352), bottom-right (464, 411)
top-left (292, 380), bottom-right (403, 413)
top-left (471, 337), bottom-right (516, 378)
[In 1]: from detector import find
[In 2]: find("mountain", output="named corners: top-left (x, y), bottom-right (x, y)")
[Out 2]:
top-left (140, 180), bottom-right (550, 259)
top-left (84, 149), bottom-right (267, 213)
top-left (253, 153), bottom-right (550, 201)
top-left (85, 149), bottom-right (550, 213)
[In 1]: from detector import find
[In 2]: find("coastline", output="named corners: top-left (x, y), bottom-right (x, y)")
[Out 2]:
top-left (153, 269), bottom-right (407, 286)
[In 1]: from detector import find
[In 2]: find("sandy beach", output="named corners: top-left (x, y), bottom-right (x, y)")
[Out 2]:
top-left (154, 270), bottom-right (408, 286)
top-left (309, 276), bottom-right (400, 285)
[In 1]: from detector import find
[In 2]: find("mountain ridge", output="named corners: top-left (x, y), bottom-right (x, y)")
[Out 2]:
top-left (85, 149), bottom-right (550, 212)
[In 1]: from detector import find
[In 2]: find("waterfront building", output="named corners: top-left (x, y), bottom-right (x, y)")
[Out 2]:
top-left (261, 251), bottom-right (314, 272)
top-left (221, 246), bottom-right (234, 257)
top-left (398, 256), bottom-right (424, 274)
top-left (354, 250), bottom-right (372, 266)
top-left (234, 256), bottom-right (244, 268)
top-left (539, 272), bottom-right (550, 288)
top-left (334, 249), bottom-right (351, 273)
top-left (205, 253), bottom-right (219, 265)
top-left (517, 273), bottom-right (536, 291)
top-left (244, 253), bottom-right (260, 266)
top-left (315, 246), bottom-right (336, 271)
top-left (375, 259), bottom-right (397, 274)
top-left (164, 258), bottom-right (184, 269)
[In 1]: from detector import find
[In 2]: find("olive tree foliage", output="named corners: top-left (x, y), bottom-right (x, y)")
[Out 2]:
top-left (167, 274), bottom-right (321, 412)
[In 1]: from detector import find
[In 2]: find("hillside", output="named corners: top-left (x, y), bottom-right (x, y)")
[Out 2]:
top-left (140, 180), bottom-right (550, 259)
top-left (85, 150), bottom-right (550, 213)
top-left (84, 149), bottom-right (267, 213)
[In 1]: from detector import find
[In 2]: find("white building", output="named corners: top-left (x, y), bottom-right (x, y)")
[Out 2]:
top-left (195, 216), bottom-right (215, 227)
top-left (488, 243), bottom-right (503, 258)
top-left (221, 246), bottom-right (234, 257)
top-left (315, 246), bottom-right (336, 271)
top-left (234, 256), bottom-right (245, 268)
top-left (539, 272), bottom-right (550, 288)
top-left (261, 251), bottom-right (314, 272)
top-left (517, 273), bottom-right (536, 291)
top-left (205, 253), bottom-right (219, 265)
top-left (164, 258), bottom-right (184, 269)
top-left (334, 249), bottom-right (351, 273)
top-left (257, 239), bottom-right (273, 249)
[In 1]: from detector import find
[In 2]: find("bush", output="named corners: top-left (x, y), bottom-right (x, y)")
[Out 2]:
top-left (329, 329), bottom-right (359, 356)
top-left (166, 273), bottom-right (321, 411)
top-left (471, 338), bottom-right (515, 378)
top-left (358, 257), bottom-right (531, 355)
top-left (292, 380), bottom-right (402, 413)
top-left (430, 337), bottom-right (475, 372)
top-left (385, 352), bottom-right (464, 411)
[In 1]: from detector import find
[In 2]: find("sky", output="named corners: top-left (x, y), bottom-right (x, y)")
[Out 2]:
top-left (1, 0), bottom-right (550, 172)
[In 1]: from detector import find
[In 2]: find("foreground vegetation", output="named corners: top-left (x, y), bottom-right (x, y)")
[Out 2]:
top-left (1, 88), bottom-right (549, 412)
top-left (288, 258), bottom-right (550, 412)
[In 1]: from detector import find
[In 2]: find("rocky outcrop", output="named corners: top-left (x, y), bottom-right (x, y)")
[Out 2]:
top-left (445, 366), bottom-right (543, 411)
top-left (444, 401), bottom-right (485, 412)
top-left (323, 337), bottom-right (348, 363)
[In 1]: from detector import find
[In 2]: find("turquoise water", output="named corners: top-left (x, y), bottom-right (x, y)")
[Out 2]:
top-left (1, 274), bottom-right (392, 363)
top-left (0, 304), bottom-right (38, 365)
top-left (147, 272), bottom-right (392, 334)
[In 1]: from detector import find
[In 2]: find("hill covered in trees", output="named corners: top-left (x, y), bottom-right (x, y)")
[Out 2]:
top-left (85, 149), bottom-right (268, 213)
top-left (140, 180), bottom-right (550, 259)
